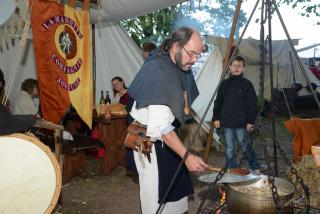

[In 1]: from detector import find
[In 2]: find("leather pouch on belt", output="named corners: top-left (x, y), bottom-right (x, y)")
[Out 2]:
top-left (124, 122), bottom-right (153, 163)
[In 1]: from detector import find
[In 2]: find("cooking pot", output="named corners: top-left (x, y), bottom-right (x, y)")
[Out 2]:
top-left (227, 175), bottom-right (294, 214)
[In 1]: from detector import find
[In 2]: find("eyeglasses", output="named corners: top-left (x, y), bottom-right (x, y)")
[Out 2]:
top-left (183, 46), bottom-right (201, 59)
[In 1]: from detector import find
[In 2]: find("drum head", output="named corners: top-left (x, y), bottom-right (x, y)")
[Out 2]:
top-left (0, 134), bottom-right (61, 214)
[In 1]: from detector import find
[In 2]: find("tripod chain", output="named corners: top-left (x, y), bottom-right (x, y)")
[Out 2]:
top-left (197, 132), bottom-right (253, 213)
top-left (275, 140), bottom-right (311, 213)
top-left (255, 115), bottom-right (311, 214)
top-left (213, 128), bottom-right (254, 184)
top-left (238, 132), bottom-right (255, 167)
top-left (258, 39), bottom-right (267, 103)
top-left (256, 118), bottom-right (283, 213)
top-left (196, 167), bottom-right (227, 213)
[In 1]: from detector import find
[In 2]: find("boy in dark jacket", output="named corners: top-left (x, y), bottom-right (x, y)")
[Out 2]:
top-left (213, 56), bottom-right (261, 170)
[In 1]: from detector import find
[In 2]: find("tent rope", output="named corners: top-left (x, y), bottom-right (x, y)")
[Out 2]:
top-left (95, 4), bottom-right (113, 97)
top-left (2, 0), bottom-right (35, 105)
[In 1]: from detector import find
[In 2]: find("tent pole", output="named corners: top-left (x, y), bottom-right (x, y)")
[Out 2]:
top-left (289, 51), bottom-right (296, 83)
top-left (203, 0), bottom-right (242, 163)
top-left (203, 121), bottom-right (215, 163)
top-left (92, 23), bottom-right (96, 106)
top-left (222, 0), bottom-right (242, 72)
top-left (266, 0), bottom-right (278, 176)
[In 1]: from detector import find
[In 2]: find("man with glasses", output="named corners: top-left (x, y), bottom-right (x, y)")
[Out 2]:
top-left (183, 46), bottom-right (202, 60)
top-left (127, 27), bottom-right (207, 214)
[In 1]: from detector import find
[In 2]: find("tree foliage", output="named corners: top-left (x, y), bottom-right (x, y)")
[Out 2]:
top-left (120, 0), bottom-right (319, 47)
top-left (278, 0), bottom-right (320, 24)
top-left (120, 6), bottom-right (179, 47)
top-left (120, 0), bottom-right (247, 47)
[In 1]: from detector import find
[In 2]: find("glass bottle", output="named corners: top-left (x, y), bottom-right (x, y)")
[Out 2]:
top-left (99, 90), bottom-right (105, 104)
top-left (104, 91), bottom-right (111, 118)
top-left (105, 90), bottom-right (111, 105)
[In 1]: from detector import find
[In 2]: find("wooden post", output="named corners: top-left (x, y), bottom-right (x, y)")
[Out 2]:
top-left (203, 0), bottom-right (242, 163)
top-left (222, 0), bottom-right (242, 72)
top-left (203, 121), bottom-right (214, 163)
top-left (54, 129), bottom-right (63, 171)
top-left (92, 23), bottom-right (96, 106)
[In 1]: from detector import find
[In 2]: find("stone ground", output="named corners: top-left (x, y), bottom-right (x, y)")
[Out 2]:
top-left (55, 117), bottom-right (299, 214)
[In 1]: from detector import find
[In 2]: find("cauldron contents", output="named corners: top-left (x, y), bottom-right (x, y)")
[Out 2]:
top-left (227, 175), bottom-right (295, 214)
top-left (232, 186), bottom-right (287, 196)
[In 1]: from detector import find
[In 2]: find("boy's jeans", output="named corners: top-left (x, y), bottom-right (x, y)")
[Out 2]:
top-left (222, 128), bottom-right (261, 170)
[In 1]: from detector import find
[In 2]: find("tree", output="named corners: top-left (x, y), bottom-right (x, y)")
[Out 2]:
top-left (121, 0), bottom-right (319, 48)
top-left (120, 0), bottom-right (247, 47)
top-left (279, 0), bottom-right (320, 24)
top-left (120, 6), bottom-right (179, 47)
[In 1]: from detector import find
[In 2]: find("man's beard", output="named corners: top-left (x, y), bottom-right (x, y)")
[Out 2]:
top-left (175, 49), bottom-right (193, 71)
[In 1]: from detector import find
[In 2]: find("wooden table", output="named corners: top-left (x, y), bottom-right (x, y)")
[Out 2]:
top-left (93, 114), bottom-right (128, 175)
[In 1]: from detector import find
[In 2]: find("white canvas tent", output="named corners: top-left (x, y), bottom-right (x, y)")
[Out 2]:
top-left (92, 21), bottom-right (143, 102)
top-left (88, 0), bottom-right (184, 23)
top-left (0, 22), bottom-right (143, 103)
top-left (1, 0), bottom-right (319, 125)
top-left (0, 0), bottom-right (183, 103)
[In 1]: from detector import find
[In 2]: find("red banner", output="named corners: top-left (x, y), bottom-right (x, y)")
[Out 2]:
top-left (30, 0), bottom-right (92, 127)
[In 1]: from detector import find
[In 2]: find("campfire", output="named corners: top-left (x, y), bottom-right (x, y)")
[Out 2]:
top-left (198, 185), bottom-right (228, 214)
top-left (216, 186), bottom-right (227, 213)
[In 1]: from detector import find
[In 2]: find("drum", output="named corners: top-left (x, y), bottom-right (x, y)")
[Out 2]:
top-left (0, 134), bottom-right (61, 214)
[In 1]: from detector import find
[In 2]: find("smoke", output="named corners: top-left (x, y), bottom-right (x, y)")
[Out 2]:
top-left (171, 0), bottom-right (246, 39)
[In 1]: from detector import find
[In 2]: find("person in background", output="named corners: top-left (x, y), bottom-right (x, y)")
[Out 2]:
top-left (213, 55), bottom-right (261, 171)
top-left (0, 68), bottom-right (9, 107)
top-left (142, 42), bottom-right (156, 60)
top-left (11, 78), bottom-right (39, 115)
top-left (127, 27), bottom-right (207, 213)
top-left (111, 76), bottom-right (130, 105)
top-left (310, 60), bottom-right (320, 79)
top-left (0, 104), bottom-right (36, 135)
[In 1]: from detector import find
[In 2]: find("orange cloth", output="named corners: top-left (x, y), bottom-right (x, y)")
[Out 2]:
top-left (30, 0), bottom-right (92, 128)
top-left (30, 1), bottom-right (68, 124)
top-left (285, 118), bottom-right (320, 162)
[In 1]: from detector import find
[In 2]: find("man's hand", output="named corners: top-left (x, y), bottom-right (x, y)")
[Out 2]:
top-left (213, 120), bottom-right (220, 128)
top-left (161, 131), bottom-right (207, 172)
top-left (185, 154), bottom-right (208, 172)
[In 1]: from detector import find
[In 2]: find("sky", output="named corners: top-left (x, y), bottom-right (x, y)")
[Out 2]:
top-left (239, 1), bottom-right (320, 58)
top-left (189, 1), bottom-right (320, 58)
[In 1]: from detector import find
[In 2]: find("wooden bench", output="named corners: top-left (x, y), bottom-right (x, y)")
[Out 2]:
top-left (62, 135), bottom-right (101, 184)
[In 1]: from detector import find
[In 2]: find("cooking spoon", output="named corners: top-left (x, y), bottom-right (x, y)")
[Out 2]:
top-left (206, 166), bottom-right (250, 176)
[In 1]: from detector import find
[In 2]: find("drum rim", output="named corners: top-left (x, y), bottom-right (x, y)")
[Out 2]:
top-left (2, 133), bottom-right (62, 214)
